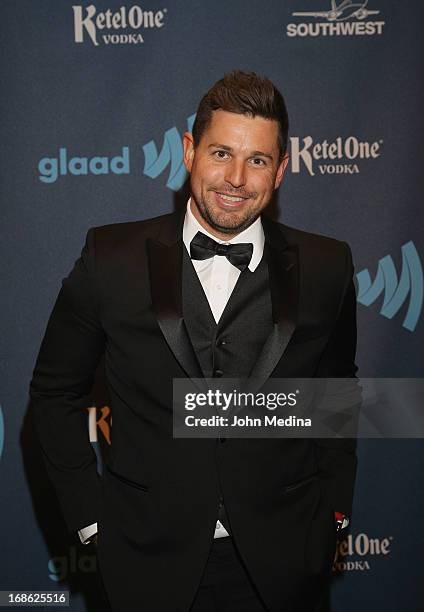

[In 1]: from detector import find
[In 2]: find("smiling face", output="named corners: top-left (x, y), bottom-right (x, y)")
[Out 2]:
top-left (183, 109), bottom-right (289, 240)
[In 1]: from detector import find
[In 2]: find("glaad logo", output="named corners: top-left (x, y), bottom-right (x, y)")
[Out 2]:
top-left (334, 532), bottom-right (393, 572)
top-left (143, 114), bottom-right (195, 190)
top-left (72, 5), bottom-right (167, 46)
top-left (37, 116), bottom-right (195, 188)
top-left (356, 241), bottom-right (423, 332)
top-left (290, 135), bottom-right (382, 176)
top-left (38, 147), bottom-right (130, 183)
top-left (0, 404), bottom-right (4, 461)
top-left (287, 0), bottom-right (384, 37)
top-left (48, 546), bottom-right (96, 581)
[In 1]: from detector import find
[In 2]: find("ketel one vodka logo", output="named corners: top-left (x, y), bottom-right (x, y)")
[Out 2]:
top-left (334, 532), bottom-right (393, 572)
top-left (287, 0), bottom-right (384, 37)
top-left (289, 135), bottom-right (382, 176)
top-left (72, 5), bottom-right (167, 46)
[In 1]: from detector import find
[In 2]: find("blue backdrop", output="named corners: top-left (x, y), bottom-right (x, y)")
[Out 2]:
top-left (1, 1), bottom-right (423, 610)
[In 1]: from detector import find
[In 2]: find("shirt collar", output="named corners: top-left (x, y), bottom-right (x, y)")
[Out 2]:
top-left (182, 198), bottom-right (264, 272)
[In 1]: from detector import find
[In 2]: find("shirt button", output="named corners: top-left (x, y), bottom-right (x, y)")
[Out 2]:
top-left (217, 338), bottom-right (228, 346)
top-left (216, 284), bottom-right (222, 290)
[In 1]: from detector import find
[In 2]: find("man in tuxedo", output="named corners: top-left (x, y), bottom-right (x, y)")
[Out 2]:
top-left (30, 70), bottom-right (357, 611)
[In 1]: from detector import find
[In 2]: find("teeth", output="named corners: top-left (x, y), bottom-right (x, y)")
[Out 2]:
top-left (218, 194), bottom-right (245, 203)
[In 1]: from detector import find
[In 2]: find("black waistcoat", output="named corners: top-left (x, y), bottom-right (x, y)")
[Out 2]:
top-left (182, 248), bottom-right (273, 533)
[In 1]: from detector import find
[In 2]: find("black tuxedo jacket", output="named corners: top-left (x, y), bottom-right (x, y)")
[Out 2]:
top-left (30, 209), bottom-right (358, 612)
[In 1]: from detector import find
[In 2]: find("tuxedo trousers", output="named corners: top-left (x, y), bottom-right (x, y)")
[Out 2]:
top-left (95, 536), bottom-right (268, 612)
top-left (189, 537), bottom-right (331, 612)
top-left (96, 535), bottom-right (330, 612)
top-left (189, 537), bottom-right (268, 612)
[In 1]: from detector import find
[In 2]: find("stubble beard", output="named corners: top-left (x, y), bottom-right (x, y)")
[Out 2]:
top-left (194, 189), bottom-right (262, 236)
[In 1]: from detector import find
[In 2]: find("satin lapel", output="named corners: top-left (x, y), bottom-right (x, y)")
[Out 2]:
top-left (147, 214), bottom-right (203, 380)
top-left (248, 221), bottom-right (299, 386)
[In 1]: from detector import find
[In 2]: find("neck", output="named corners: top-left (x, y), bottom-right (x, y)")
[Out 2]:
top-left (190, 198), bottom-right (241, 241)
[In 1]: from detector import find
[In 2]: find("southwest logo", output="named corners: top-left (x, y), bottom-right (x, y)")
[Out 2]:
top-left (287, 0), bottom-right (384, 37)
top-left (356, 241), bottom-right (423, 331)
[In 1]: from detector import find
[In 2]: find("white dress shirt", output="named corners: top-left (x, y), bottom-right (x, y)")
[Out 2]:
top-left (183, 198), bottom-right (265, 322)
top-left (78, 199), bottom-right (265, 544)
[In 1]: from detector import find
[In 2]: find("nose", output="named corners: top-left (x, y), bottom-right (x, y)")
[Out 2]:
top-left (224, 159), bottom-right (246, 189)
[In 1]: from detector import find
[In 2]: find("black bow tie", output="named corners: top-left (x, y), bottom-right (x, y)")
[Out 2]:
top-left (190, 231), bottom-right (253, 272)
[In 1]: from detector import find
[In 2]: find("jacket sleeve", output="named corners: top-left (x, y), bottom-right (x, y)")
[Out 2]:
top-left (29, 228), bottom-right (106, 533)
top-left (313, 242), bottom-right (359, 518)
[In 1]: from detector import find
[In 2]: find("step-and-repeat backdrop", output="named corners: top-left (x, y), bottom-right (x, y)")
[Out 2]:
top-left (1, 1), bottom-right (423, 610)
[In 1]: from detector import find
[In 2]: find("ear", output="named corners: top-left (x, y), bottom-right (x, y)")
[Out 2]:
top-left (183, 132), bottom-right (195, 173)
top-left (274, 153), bottom-right (290, 189)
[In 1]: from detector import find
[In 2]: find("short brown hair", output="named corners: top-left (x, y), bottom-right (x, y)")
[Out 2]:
top-left (192, 70), bottom-right (289, 160)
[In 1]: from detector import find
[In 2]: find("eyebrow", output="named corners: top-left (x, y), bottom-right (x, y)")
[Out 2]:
top-left (207, 143), bottom-right (274, 161)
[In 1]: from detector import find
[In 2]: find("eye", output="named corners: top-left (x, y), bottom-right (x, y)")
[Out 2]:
top-left (250, 157), bottom-right (266, 166)
top-left (213, 150), bottom-right (230, 160)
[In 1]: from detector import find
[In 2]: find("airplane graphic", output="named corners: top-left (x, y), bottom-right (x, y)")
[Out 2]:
top-left (293, 0), bottom-right (380, 22)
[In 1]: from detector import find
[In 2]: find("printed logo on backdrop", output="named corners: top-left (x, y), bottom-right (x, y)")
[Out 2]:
top-left (88, 406), bottom-right (112, 446)
top-left (48, 546), bottom-right (96, 581)
top-left (356, 242), bottom-right (423, 332)
top-left (38, 147), bottom-right (131, 184)
top-left (334, 532), bottom-right (393, 572)
top-left (37, 118), bottom-right (381, 184)
top-left (72, 5), bottom-right (167, 46)
top-left (37, 114), bottom-right (195, 188)
top-left (143, 114), bottom-right (196, 190)
top-left (87, 405), bottom-right (112, 474)
top-left (290, 135), bottom-right (383, 176)
top-left (287, 0), bottom-right (384, 37)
